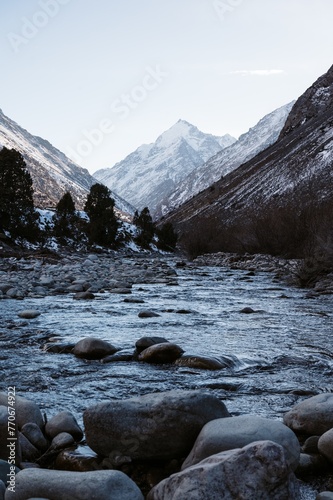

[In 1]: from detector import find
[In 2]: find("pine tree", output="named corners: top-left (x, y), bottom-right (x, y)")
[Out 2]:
top-left (53, 191), bottom-right (80, 245)
top-left (0, 147), bottom-right (39, 240)
top-left (84, 183), bottom-right (119, 246)
top-left (133, 207), bottom-right (155, 249)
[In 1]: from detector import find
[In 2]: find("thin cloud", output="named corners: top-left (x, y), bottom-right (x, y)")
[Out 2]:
top-left (230, 69), bottom-right (286, 76)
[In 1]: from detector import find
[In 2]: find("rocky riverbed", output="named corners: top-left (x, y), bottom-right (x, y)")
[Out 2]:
top-left (1, 250), bottom-right (333, 498)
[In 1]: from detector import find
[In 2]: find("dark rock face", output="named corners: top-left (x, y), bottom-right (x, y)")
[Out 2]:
top-left (83, 390), bottom-right (230, 461)
top-left (279, 64), bottom-right (333, 138)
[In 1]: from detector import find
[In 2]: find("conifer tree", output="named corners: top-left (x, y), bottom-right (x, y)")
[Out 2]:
top-left (0, 147), bottom-right (39, 240)
top-left (84, 183), bottom-right (119, 246)
top-left (133, 207), bottom-right (155, 249)
top-left (53, 191), bottom-right (80, 245)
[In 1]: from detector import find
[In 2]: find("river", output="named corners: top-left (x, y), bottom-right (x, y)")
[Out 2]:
top-left (1, 259), bottom-right (332, 422)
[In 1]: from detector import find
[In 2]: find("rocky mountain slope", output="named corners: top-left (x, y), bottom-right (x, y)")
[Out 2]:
top-left (94, 120), bottom-right (236, 213)
top-left (163, 64), bottom-right (333, 254)
top-left (0, 108), bottom-right (134, 215)
top-left (158, 102), bottom-right (294, 216)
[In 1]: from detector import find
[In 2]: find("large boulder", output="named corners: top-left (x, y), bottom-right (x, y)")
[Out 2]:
top-left (147, 440), bottom-right (299, 500)
top-left (182, 415), bottom-right (300, 471)
top-left (284, 394), bottom-right (333, 435)
top-left (73, 338), bottom-right (117, 360)
top-left (4, 469), bottom-right (144, 500)
top-left (138, 343), bottom-right (184, 364)
top-left (0, 393), bottom-right (44, 430)
top-left (84, 390), bottom-right (230, 461)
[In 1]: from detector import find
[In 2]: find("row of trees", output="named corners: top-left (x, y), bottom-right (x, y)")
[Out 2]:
top-left (0, 147), bottom-right (178, 251)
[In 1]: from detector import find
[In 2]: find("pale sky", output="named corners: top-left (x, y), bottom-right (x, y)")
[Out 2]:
top-left (1, 0), bottom-right (333, 173)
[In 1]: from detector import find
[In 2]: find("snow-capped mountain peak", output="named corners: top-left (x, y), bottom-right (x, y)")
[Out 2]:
top-left (94, 120), bottom-right (236, 213)
top-left (157, 102), bottom-right (294, 216)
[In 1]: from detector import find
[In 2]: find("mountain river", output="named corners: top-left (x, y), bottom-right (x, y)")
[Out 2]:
top-left (1, 257), bottom-right (333, 497)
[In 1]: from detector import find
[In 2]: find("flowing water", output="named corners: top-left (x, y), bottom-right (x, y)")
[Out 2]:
top-left (1, 259), bottom-right (333, 425)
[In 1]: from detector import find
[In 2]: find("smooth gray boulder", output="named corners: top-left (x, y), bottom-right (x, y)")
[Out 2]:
top-left (73, 338), bottom-right (117, 360)
top-left (138, 343), bottom-right (184, 364)
top-left (4, 469), bottom-right (144, 500)
top-left (318, 428), bottom-right (333, 463)
top-left (284, 394), bottom-right (333, 435)
top-left (147, 440), bottom-right (299, 500)
top-left (50, 432), bottom-right (75, 451)
top-left (84, 390), bottom-right (230, 461)
top-left (18, 433), bottom-right (40, 462)
top-left (21, 423), bottom-right (48, 452)
top-left (0, 393), bottom-right (44, 430)
top-left (45, 411), bottom-right (83, 441)
top-left (182, 415), bottom-right (300, 471)
top-left (317, 494), bottom-right (333, 500)
top-left (0, 407), bottom-right (21, 465)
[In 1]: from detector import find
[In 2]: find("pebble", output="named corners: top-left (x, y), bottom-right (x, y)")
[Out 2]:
top-left (0, 253), bottom-right (179, 302)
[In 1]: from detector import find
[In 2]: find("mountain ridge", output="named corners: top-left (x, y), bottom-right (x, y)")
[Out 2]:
top-left (93, 119), bottom-right (236, 212)
top-left (163, 64), bottom-right (333, 256)
top-left (0, 108), bottom-right (135, 215)
top-left (157, 102), bottom-right (294, 216)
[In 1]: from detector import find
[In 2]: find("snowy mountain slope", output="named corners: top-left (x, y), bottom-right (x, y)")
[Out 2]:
top-left (158, 102), bottom-right (294, 216)
top-left (93, 119), bottom-right (236, 213)
top-left (164, 64), bottom-right (333, 240)
top-left (0, 108), bottom-right (135, 215)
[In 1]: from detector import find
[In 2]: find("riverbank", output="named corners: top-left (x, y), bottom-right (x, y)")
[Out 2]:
top-left (1, 388), bottom-right (333, 498)
top-left (192, 251), bottom-right (333, 295)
